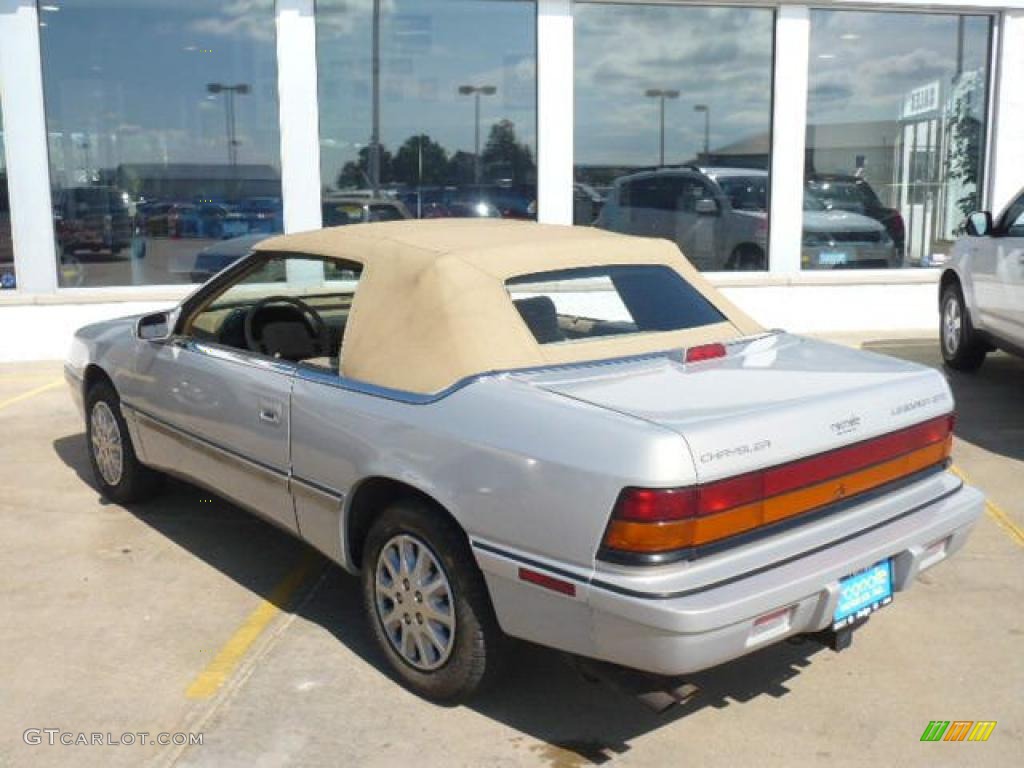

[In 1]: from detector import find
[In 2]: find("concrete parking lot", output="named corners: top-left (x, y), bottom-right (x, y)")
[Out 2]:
top-left (1, 336), bottom-right (1021, 768)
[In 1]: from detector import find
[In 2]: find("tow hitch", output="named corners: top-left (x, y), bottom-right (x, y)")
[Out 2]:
top-left (801, 617), bottom-right (868, 652)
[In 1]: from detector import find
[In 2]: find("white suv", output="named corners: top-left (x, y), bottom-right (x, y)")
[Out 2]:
top-left (939, 187), bottom-right (1024, 370)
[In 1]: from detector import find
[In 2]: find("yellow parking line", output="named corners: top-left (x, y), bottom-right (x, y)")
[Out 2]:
top-left (185, 551), bottom-right (321, 699)
top-left (951, 465), bottom-right (1024, 548)
top-left (0, 372), bottom-right (63, 381)
top-left (0, 378), bottom-right (63, 412)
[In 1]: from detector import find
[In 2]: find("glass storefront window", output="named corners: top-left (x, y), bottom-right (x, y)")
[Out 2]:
top-left (804, 11), bottom-right (991, 270)
top-left (39, 1), bottom-right (283, 288)
top-left (0, 107), bottom-right (14, 290)
top-left (316, 0), bottom-right (537, 222)
top-left (574, 4), bottom-right (775, 271)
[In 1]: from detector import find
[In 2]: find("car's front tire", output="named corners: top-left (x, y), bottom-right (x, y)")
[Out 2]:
top-left (941, 284), bottom-right (987, 372)
top-left (361, 499), bottom-right (506, 703)
top-left (85, 380), bottom-right (162, 503)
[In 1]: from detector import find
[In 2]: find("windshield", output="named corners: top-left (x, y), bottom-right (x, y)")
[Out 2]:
top-left (716, 177), bottom-right (768, 212)
top-left (803, 192), bottom-right (828, 212)
top-left (805, 179), bottom-right (879, 212)
top-left (506, 265), bottom-right (726, 344)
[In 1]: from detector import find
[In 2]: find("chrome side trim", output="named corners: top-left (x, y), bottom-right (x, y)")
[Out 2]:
top-left (124, 403), bottom-right (289, 481)
top-left (295, 332), bottom-right (783, 405)
top-left (291, 474), bottom-right (345, 501)
top-left (180, 338), bottom-right (299, 376)
top-left (123, 402), bottom-right (344, 499)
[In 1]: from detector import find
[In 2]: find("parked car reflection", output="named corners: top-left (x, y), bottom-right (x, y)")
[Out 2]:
top-left (596, 166), bottom-right (769, 270)
top-left (597, 166), bottom-right (899, 270)
top-left (238, 197), bottom-right (283, 234)
top-left (573, 182), bottom-right (605, 226)
top-left (802, 187), bottom-right (898, 269)
top-left (805, 175), bottom-right (905, 258)
top-left (423, 199), bottom-right (502, 219)
top-left (53, 186), bottom-right (132, 257)
top-left (322, 197), bottom-right (411, 226)
top-left (168, 233), bottom-right (271, 283)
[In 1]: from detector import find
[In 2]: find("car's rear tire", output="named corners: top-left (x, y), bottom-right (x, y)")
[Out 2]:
top-left (728, 244), bottom-right (766, 271)
top-left (361, 499), bottom-right (506, 703)
top-left (85, 380), bottom-right (163, 503)
top-left (940, 284), bottom-right (987, 372)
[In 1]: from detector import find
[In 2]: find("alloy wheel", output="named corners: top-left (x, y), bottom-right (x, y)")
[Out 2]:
top-left (943, 295), bottom-right (962, 356)
top-left (374, 533), bottom-right (456, 671)
top-left (90, 400), bottom-right (124, 486)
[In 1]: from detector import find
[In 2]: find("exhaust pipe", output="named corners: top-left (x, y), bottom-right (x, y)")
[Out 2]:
top-left (568, 656), bottom-right (701, 714)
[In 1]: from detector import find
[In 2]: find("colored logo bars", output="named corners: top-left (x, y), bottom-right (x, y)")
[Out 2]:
top-left (920, 721), bottom-right (997, 742)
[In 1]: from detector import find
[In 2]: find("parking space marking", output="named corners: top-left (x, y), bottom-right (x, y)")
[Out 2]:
top-left (185, 550), bottom-right (322, 699)
top-left (0, 378), bottom-right (63, 412)
top-left (951, 465), bottom-right (1024, 548)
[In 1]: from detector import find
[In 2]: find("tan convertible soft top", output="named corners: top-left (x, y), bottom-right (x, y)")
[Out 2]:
top-left (255, 220), bottom-right (762, 394)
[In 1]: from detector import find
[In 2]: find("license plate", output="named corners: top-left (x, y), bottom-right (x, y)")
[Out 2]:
top-left (818, 250), bottom-right (848, 266)
top-left (833, 560), bottom-right (892, 630)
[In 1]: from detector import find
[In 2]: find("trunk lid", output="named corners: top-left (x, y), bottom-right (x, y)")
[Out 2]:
top-left (514, 333), bottom-right (953, 482)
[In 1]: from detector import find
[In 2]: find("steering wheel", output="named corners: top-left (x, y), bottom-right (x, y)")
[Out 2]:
top-left (243, 295), bottom-right (328, 359)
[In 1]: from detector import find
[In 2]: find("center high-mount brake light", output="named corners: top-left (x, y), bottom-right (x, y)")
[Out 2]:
top-left (601, 413), bottom-right (955, 560)
top-left (685, 343), bottom-right (727, 363)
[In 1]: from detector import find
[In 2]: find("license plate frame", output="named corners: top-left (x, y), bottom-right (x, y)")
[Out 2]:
top-left (833, 559), bottom-right (893, 630)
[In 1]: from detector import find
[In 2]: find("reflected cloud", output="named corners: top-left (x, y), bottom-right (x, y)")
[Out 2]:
top-left (189, 0), bottom-right (275, 44)
top-left (575, 4), bottom-right (773, 166)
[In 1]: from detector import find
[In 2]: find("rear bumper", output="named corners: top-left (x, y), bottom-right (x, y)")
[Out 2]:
top-left (475, 477), bottom-right (983, 676)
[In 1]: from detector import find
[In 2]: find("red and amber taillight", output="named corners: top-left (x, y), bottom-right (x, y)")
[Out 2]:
top-left (601, 414), bottom-right (955, 561)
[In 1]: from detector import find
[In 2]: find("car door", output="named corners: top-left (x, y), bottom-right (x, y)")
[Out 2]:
top-left (993, 193), bottom-right (1024, 342)
top-left (671, 177), bottom-right (716, 270)
top-left (283, 261), bottom-right (366, 564)
top-left (621, 177), bottom-right (675, 240)
top-left (127, 253), bottom-right (331, 533)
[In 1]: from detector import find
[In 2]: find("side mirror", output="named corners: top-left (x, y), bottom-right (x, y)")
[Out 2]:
top-left (695, 198), bottom-right (720, 216)
top-left (136, 310), bottom-right (174, 342)
top-left (965, 211), bottom-right (992, 237)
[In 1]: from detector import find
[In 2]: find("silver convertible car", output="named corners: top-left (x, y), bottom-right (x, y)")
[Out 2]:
top-left (66, 220), bottom-right (983, 702)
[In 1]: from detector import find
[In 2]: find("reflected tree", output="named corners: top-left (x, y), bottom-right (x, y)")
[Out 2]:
top-left (334, 120), bottom-right (535, 190)
top-left (447, 151), bottom-right (477, 187)
top-left (946, 70), bottom-right (984, 223)
top-left (338, 145), bottom-right (394, 189)
top-left (481, 119), bottom-right (536, 184)
top-left (392, 134), bottom-right (449, 186)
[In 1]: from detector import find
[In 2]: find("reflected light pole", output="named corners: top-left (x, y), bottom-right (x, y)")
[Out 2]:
top-left (645, 88), bottom-right (679, 167)
top-left (694, 104), bottom-right (710, 164)
top-left (369, 0), bottom-right (381, 194)
top-left (458, 84), bottom-right (497, 185)
top-left (206, 83), bottom-right (250, 168)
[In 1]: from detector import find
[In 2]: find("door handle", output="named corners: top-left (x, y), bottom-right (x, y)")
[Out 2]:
top-left (258, 398), bottom-right (282, 425)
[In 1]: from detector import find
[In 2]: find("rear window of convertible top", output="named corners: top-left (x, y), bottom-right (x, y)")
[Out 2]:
top-left (505, 264), bottom-right (726, 344)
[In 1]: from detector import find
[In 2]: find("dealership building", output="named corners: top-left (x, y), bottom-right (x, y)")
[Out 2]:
top-left (0, 0), bottom-right (1022, 360)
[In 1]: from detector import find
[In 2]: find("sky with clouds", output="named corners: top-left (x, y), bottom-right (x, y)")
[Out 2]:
top-left (574, 4), bottom-right (774, 168)
top-left (36, 1), bottom-right (991, 190)
top-left (316, 0), bottom-right (537, 186)
top-left (40, 0), bottom-right (282, 184)
top-left (807, 10), bottom-right (991, 125)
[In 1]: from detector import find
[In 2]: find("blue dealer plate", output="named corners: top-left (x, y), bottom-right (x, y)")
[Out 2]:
top-left (818, 251), bottom-right (848, 266)
top-left (833, 560), bottom-right (893, 630)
